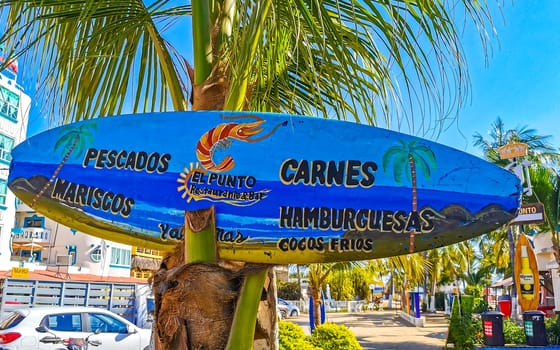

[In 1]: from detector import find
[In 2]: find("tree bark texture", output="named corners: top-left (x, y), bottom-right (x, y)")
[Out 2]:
top-left (151, 209), bottom-right (277, 350)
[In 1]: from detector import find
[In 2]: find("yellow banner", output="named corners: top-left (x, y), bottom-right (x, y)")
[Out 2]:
top-left (11, 267), bottom-right (29, 279)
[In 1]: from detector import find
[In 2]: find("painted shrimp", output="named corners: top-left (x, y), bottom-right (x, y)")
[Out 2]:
top-left (196, 115), bottom-right (285, 172)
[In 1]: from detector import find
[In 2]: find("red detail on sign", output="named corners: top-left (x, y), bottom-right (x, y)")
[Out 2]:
top-left (483, 320), bottom-right (493, 336)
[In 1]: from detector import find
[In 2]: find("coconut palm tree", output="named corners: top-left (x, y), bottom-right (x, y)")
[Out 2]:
top-left (425, 243), bottom-right (469, 311)
top-left (1, 0), bottom-right (498, 348)
top-left (382, 139), bottom-right (437, 252)
top-left (525, 166), bottom-right (560, 258)
top-left (473, 117), bottom-right (560, 167)
top-left (307, 261), bottom-right (365, 328)
top-left (473, 118), bottom-right (559, 320)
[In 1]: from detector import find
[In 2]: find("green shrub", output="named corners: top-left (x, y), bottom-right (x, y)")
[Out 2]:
top-left (278, 281), bottom-right (302, 300)
top-left (503, 319), bottom-right (525, 344)
top-left (472, 298), bottom-right (490, 314)
top-left (471, 318), bottom-right (485, 345)
top-left (435, 292), bottom-right (446, 311)
top-left (278, 321), bottom-right (321, 350)
top-left (447, 295), bottom-right (476, 350)
top-left (546, 315), bottom-right (560, 345)
top-left (309, 323), bottom-right (363, 350)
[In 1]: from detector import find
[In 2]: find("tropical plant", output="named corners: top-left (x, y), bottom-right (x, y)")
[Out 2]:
top-left (473, 118), bottom-right (560, 320)
top-left (1, 0), bottom-right (498, 348)
top-left (278, 321), bottom-right (320, 350)
top-left (473, 117), bottom-right (560, 167)
top-left (382, 140), bottom-right (436, 252)
top-left (525, 165), bottom-right (560, 255)
top-left (425, 243), bottom-right (469, 311)
top-left (308, 262), bottom-right (360, 328)
top-left (278, 281), bottom-right (302, 301)
top-left (309, 323), bottom-right (363, 350)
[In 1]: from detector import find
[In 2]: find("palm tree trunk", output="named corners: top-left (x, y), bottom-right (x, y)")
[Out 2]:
top-left (507, 225), bottom-right (518, 319)
top-left (152, 208), bottom-right (277, 349)
top-left (311, 287), bottom-right (323, 329)
top-left (153, 1), bottom-right (277, 347)
top-left (408, 156), bottom-right (417, 252)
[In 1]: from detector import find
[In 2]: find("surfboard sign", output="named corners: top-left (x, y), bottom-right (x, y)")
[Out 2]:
top-left (8, 111), bottom-right (522, 263)
top-left (514, 233), bottom-right (540, 312)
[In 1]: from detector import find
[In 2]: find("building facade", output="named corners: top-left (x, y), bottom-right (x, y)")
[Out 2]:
top-left (0, 57), bottom-right (163, 280)
top-left (0, 58), bottom-right (31, 268)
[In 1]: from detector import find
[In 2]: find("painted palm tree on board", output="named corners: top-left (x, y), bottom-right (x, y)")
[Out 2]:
top-left (30, 123), bottom-right (97, 208)
top-left (1, 0), bottom-right (498, 348)
top-left (382, 140), bottom-right (436, 253)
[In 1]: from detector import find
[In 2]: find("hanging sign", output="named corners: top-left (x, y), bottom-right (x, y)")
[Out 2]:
top-left (511, 203), bottom-right (545, 225)
top-left (8, 111), bottom-right (522, 263)
top-left (499, 142), bottom-right (528, 160)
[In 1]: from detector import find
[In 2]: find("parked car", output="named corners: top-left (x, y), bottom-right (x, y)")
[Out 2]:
top-left (277, 302), bottom-right (288, 319)
top-left (0, 306), bottom-right (152, 350)
top-left (278, 299), bottom-right (300, 318)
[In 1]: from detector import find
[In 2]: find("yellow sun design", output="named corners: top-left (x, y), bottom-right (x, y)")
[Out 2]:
top-left (177, 162), bottom-right (206, 202)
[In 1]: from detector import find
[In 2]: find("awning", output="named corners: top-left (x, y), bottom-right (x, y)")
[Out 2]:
top-left (12, 242), bottom-right (45, 250)
top-left (490, 277), bottom-right (513, 288)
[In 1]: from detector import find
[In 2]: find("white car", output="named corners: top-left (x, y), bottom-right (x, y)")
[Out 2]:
top-left (0, 306), bottom-right (151, 350)
top-left (278, 299), bottom-right (300, 318)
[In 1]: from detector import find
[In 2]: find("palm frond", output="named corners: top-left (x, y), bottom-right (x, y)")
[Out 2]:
top-left (240, 0), bottom-right (494, 136)
top-left (0, 0), bottom-right (190, 124)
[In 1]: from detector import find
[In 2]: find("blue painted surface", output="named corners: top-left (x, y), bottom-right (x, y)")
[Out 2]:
top-left (8, 111), bottom-right (522, 263)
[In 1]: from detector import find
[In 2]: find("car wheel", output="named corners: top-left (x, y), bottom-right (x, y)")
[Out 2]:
top-left (290, 310), bottom-right (298, 317)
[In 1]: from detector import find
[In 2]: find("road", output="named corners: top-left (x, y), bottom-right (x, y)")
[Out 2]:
top-left (288, 309), bottom-right (449, 350)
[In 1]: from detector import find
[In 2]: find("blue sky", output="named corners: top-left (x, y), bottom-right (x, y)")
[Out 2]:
top-left (22, 1), bottom-right (560, 158)
top-left (437, 0), bottom-right (560, 155)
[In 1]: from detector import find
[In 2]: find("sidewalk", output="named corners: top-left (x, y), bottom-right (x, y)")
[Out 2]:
top-left (290, 309), bottom-right (449, 350)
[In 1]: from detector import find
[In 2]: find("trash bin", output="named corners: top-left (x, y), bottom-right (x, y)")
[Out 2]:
top-left (523, 310), bottom-right (548, 346)
top-left (481, 311), bottom-right (505, 346)
top-left (498, 295), bottom-right (512, 319)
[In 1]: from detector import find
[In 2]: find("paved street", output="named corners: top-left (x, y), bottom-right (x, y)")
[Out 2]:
top-left (289, 309), bottom-right (449, 350)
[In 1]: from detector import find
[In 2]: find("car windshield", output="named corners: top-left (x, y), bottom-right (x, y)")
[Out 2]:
top-left (0, 312), bottom-right (25, 330)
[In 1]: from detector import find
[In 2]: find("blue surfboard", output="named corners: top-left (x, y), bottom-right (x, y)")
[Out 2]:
top-left (8, 111), bottom-right (521, 263)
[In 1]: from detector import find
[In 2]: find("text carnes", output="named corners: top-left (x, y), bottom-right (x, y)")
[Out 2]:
top-left (279, 159), bottom-right (377, 188)
top-left (82, 148), bottom-right (171, 174)
top-left (279, 206), bottom-right (436, 233)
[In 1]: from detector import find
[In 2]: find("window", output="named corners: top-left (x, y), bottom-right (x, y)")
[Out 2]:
top-left (90, 246), bottom-right (102, 263)
top-left (0, 134), bottom-right (14, 164)
top-left (110, 247), bottom-right (131, 267)
top-left (0, 180), bottom-right (7, 206)
top-left (66, 245), bottom-right (77, 265)
top-left (87, 312), bottom-right (127, 333)
top-left (0, 86), bottom-right (19, 122)
top-left (0, 312), bottom-right (25, 330)
top-left (46, 313), bottom-right (82, 332)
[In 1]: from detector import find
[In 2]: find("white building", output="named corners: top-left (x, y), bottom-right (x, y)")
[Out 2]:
top-left (0, 58), bottom-right (31, 268)
top-left (0, 55), bottom-right (162, 281)
top-left (12, 202), bottom-right (135, 278)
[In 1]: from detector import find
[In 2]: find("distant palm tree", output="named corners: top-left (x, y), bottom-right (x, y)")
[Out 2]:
top-left (474, 118), bottom-right (560, 319)
top-left (382, 140), bottom-right (436, 252)
top-left (307, 262), bottom-right (360, 328)
top-left (473, 117), bottom-right (560, 167)
top-left (425, 244), bottom-right (468, 311)
top-left (30, 123), bottom-right (97, 208)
